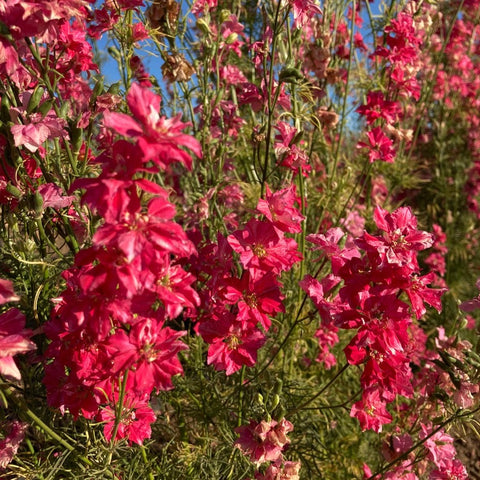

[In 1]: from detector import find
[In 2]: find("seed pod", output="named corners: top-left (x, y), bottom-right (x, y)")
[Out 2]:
top-left (38, 99), bottom-right (54, 116)
top-left (279, 66), bottom-right (303, 84)
top-left (1, 93), bottom-right (11, 120)
top-left (108, 83), bottom-right (121, 95)
top-left (90, 77), bottom-right (104, 108)
top-left (273, 378), bottom-right (283, 395)
top-left (33, 192), bottom-right (44, 218)
top-left (274, 405), bottom-right (287, 421)
top-left (27, 86), bottom-right (45, 114)
top-left (271, 394), bottom-right (280, 411)
top-left (70, 124), bottom-right (83, 154)
top-left (6, 183), bottom-right (23, 199)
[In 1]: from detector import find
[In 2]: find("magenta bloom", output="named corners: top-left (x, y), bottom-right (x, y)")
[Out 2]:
top-left (199, 312), bottom-right (266, 375)
top-left (228, 220), bottom-right (302, 274)
top-left (107, 317), bottom-right (188, 395)
top-left (256, 184), bottom-right (304, 234)
top-left (100, 394), bottom-right (156, 445)
top-left (103, 83), bottom-right (201, 169)
top-left (224, 269), bottom-right (284, 331)
top-left (0, 279), bottom-right (20, 304)
top-left (357, 127), bottom-right (396, 163)
top-left (0, 420), bottom-right (28, 469)
top-left (350, 388), bottom-right (392, 433)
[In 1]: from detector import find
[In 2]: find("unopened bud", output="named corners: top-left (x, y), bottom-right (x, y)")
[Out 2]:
top-left (33, 192), bottom-right (44, 218)
top-left (271, 394), bottom-right (280, 410)
top-left (27, 86), bottom-right (45, 114)
top-left (196, 18), bottom-right (212, 36)
top-left (6, 183), bottom-right (22, 199)
top-left (38, 99), bottom-right (54, 116)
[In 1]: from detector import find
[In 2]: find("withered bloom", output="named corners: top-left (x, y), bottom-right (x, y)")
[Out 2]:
top-left (146, 0), bottom-right (180, 37)
top-left (162, 53), bottom-right (195, 83)
top-left (317, 106), bottom-right (339, 129)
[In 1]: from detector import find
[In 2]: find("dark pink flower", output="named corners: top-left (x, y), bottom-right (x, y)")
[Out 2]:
top-left (357, 127), bottom-right (396, 163)
top-left (224, 270), bottom-right (284, 331)
top-left (103, 83), bottom-right (201, 169)
top-left (199, 312), bottom-right (266, 375)
top-left (357, 91), bottom-right (401, 125)
top-left (100, 394), bottom-right (156, 445)
top-left (257, 184), bottom-right (304, 233)
top-left (228, 220), bottom-right (301, 274)
top-left (107, 318), bottom-right (188, 394)
top-left (350, 388), bottom-right (392, 433)
top-left (429, 459), bottom-right (468, 480)
top-left (0, 279), bottom-right (20, 304)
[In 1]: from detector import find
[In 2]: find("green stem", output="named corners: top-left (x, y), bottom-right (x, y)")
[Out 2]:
top-left (287, 363), bottom-right (349, 416)
top-left (1, 383), bottom-right (92, 466)
top-left (260, 0), bottom-right (286, 197)
top-left (327, 0), bottom-right (356, 193)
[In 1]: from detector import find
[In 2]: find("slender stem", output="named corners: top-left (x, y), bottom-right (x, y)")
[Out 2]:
top-left (237, 366), bottom-right (246, 427)
top-left (260, 0), bottom-right (285, 197)
top-left (287, 363), bottom-right (350, 416)
top-left (1, 383), bottom-right (92, 466)
top-left (328, 0), bottom-right (356, 193)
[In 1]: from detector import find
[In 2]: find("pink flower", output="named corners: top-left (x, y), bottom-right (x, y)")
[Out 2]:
top-left (350, 388), bottom-right (392, 433)
top-left (357, 91), bottom-right (401, 125)
top-left (0, 420), bottom-right (28, 469)
top-left (0, 279), bottom-right (20, 304)
top-left (199, 312), bottom-right (266, 375)
top-left (429, 459), bottom-right (468, 480)
top-left (228, 220), bottom-right (302, 274)
top-left (256, 184), bottom-right (305, 233)
top-left (288, 0), bottom-right (322, 29)
top-left (103, 83), bottom-right (201, 169)
top-left (0, 308), bottom-right (36, 381)
top-left (100, 394), bottom-right (156, 445)
top-left (357, 127), bottom-right (396, 163)
top-left (38, 183), bottom-right (75, 210)
top-left (235, 418), bottom-right (294, 465)
top-left (224, 270), bottom-right (284, 331)
top-left (419, 424), bottom-right (456, 470)
top-left (107, 317), bottom-right (188, 394)
top-left (10, 111), bottom-right (68, 153)
top-left (256, 458), bottom-right (301, 479)
top-left (274, 122), bottom-right (311, 176)
top-left (459, 278), bottom-right (480, 312)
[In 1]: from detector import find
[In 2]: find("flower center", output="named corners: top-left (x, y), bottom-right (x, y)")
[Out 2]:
top-left (225, 334), bottom-right (241, 350)
top-left (245, 293), bottom-right (258, 308)
top-left (252, 244), bottom-right (267, 258)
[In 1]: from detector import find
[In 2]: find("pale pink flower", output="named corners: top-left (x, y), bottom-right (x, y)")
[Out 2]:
top-left (0, 308), bottom-right (36, 381)
top-left (0, 420), bottom-right (28, 469)
top-left (235, 418), bottom-right (294, 466)
top-left (10, 111), bottom-right (68, 153)
top-left (0, 279), bottom-right (20, 304)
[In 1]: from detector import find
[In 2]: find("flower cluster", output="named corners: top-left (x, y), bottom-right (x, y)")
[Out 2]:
top-left (43, 83), bottom-right (201, 444)
top-left (0, 0), bottom-right (479, 477)
top-left (303, 206), bottom-right (445, 433)
top-left (194, 184), bottom-right (303, 375)
top-left (357, 4), bottom-right (425, 163)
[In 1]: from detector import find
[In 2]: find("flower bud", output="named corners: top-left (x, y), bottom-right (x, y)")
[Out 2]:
top-left (27, 86), bottom-right (45, 114)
